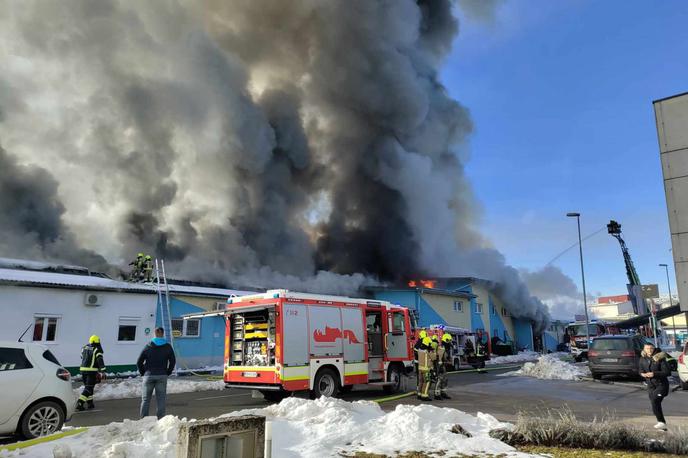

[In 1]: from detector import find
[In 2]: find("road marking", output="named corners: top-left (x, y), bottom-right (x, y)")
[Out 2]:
top-left (195, 393), bottom-right (252, 401)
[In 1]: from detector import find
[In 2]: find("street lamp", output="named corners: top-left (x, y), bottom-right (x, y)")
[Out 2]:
top-left (567, 212), bottom-right (591, 354)
top-left (659, 263), bottom-right (679, 348)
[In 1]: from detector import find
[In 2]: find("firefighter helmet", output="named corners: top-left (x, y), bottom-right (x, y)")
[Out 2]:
top-left (137, 253), bottom-right (144, 257)
top-left (422, 336), bottom-right (432, 346)
top-left (432, 335), bottom-right (439, 341)
top-left (419, 330), bottom-right (427, 339)
top-left (145, 255), bottom-right (152, 260)
top-left (89, 335), bottom-right (101, 344)
top-left (442, 333), bottom-right (452, 343)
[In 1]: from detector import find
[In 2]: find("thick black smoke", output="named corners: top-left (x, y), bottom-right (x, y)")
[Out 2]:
top-left (0, 0), bottom-right (552, 326)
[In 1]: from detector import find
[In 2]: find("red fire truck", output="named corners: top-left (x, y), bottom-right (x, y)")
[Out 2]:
top-left (215, 290), bottom-right (414, 401)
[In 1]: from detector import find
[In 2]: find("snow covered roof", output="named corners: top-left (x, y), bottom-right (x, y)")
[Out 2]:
top-left (0, 267), bottom-right (253, 298)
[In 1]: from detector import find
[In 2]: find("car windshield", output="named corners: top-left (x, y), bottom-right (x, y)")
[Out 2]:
top-left (591, 339), bottom-right (631, 350)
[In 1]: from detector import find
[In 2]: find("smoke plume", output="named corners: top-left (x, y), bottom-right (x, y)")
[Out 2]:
top-left (0, 0), bottom-right (551, 328)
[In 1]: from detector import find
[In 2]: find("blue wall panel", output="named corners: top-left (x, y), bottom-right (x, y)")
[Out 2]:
top-left (513, 318), bottom-right (534, 351)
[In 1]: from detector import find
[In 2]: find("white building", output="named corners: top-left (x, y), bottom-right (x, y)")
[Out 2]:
top-left (0, 259), bottom-right (252, 373)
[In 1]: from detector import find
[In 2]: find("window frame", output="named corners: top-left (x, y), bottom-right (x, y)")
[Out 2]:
top-left (475, 302), bottom-right (483, 314)
top-left (453, 301), bottom-right (463, 312)
top-left (501, 307), bottom-right (509, 317)
top-left (116, 316), bottom-right (141, 344)
top-left (389, 311), bottom-right (405, 334)
top-left (171, 317), bottom-right (202, 338)
top-left (32, 315), bottom-right (61, 344)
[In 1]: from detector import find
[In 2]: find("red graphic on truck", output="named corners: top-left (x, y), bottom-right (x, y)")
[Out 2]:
top-left (313, 326), bottom-right (361, 344)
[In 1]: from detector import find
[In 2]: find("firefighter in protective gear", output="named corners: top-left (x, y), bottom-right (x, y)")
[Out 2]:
top-left (417, 336), bottom-right (434, 401)
top-left (143, 255), bottom-right (154, 282)
top-left (77, 335), bottom-right (106, 411)
top-left (413, 330), bottom-right (428, 385)
top-left (429, 336), bottom-right (440, 398)
top-left (434, 333), bottom-right (452, 399)
top-left (129, 253), bottom-right (144, 281)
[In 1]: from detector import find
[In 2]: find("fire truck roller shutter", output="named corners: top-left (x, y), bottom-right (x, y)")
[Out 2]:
top-left (308, 305), bottom-right (345, 390)
top-left (342, 307), bottom-right (368, 384)
top-left (282, 303), bottom-right (309, 371)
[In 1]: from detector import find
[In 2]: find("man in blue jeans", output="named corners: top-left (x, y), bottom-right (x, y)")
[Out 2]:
top-left (137, 327), bottom-right (176, 418)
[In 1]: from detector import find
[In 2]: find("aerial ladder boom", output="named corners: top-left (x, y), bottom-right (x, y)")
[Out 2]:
top-left (607, 220), bottom-right (647, 315)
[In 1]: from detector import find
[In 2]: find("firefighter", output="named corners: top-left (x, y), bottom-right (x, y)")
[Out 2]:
top-left (413, 330), bottom-right (427, 386)
top-left (417, 336), bottom-right (434, 401)
top-left (143, 255), bottom-right (154, 282)
top-left (435, 333), bottom-right (453, 399)
top-left (128, 253), bottom-right (144, 281)
top-left (77, 335), bottom-right (106, 411)
top-left (475, 334), bottom-right (487, 371)
top-left (429, 336), bottom-right (440, 398)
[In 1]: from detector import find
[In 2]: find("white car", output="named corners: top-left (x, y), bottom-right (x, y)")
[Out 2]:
top-left (678, 342), bottom-right (688, 390)
top-left (0, 341), bottom-right (76, 439)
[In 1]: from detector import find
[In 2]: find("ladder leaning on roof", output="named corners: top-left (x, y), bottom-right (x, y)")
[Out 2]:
top-left (155, 259), bottom-right (175, 374)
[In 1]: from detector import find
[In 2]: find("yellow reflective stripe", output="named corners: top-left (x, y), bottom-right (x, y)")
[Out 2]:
top-left (79, 367), bottom-right (98, 371)
top-left (344, 371), bottom-right (368, 376)
top-left (281, 375), bottom-right (309, 381)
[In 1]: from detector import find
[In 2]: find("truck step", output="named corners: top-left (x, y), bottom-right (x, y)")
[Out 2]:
top-left (367, 381), bottom-right (395, 387)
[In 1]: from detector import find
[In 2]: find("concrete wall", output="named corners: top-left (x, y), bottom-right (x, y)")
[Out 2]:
top-left (0, 285), bottom-right (156, 372)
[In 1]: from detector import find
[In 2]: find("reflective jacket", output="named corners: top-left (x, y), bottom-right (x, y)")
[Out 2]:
top-left (80, 343), bottom-right (105, 372)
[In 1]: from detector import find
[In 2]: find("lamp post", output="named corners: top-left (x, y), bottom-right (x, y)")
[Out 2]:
top-left (567, 212), bottom-right (591, 354)
top-left (659, 263), bottom-right (678, 348)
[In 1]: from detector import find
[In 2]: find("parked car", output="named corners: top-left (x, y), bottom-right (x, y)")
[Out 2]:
top-left (0, 341), bottom-right (75, 439)
top-left (589, 335), bottom-right (677, 380)
top-left (677, 342), bottom-right (688, 390)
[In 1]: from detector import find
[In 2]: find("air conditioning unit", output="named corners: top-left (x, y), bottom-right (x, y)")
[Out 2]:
top-left (213, 301), bottom-right (226, 311)
top-left (84, 293), bottom-right (102, 307)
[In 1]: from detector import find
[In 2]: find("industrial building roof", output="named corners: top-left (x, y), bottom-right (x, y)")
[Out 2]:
top-left (0, 267), bottom-right (252, 298)
top-left (367, 285), bottom-right (476, 299)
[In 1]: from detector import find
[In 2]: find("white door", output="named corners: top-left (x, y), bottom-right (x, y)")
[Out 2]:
top-left (0, 347), bottom-right (44, 425)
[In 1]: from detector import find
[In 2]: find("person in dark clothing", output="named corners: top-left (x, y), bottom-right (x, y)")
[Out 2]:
top-left (77, 335), bottom-right (106, 411)
top-left (137, 327), bottom-right (176, 419)
top-left (639, 342), bottom-right (672, 431)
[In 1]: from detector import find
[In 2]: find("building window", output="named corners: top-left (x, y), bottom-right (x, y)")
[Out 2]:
top-left (476, 303), bottom-right (483, 314)
top-left (453, 301), bottom-right (463, 312)
top-left (501, 307), bottom-right (509, 317)
top-left (32, 317), bottom-right (59, 342)
top-left (490, 304), bottom-right (496, 315)
top-left (117, 317), bottom-right (140, 342)
top-left (0, 348), bottom-right (33, 371)
top-left (172, 318), bottom-right (201, 338)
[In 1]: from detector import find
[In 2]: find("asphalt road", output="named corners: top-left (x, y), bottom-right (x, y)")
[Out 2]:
top-left (3, 363), bottom-right (687, 445)
top-left (65, 364), bottom-right (688, 428)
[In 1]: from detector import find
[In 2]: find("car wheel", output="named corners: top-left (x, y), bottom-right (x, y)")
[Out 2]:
top-left (383, 365), bottom-right (402, 394)
top-left (260, 390), bottom-right (288, 403)
top-left (20, 401), bottom-right (65, 439)
top-left (311, 368), bottom-right (340, 398)
top-left (592, 373), bottom-right (602, 380)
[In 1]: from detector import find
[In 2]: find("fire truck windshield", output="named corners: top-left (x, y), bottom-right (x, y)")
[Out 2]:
top-left (570, 324), bottom-right (600, 336)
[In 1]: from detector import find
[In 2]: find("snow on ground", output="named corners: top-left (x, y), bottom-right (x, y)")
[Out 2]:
top-left (501, 354), bottom-right (590, 381)
top-left (486, 351), bottom-right (540, 365)
top-left (2, 398), bottom-right (534, 458)
top-left (74, 378), bottom-right (225, 400)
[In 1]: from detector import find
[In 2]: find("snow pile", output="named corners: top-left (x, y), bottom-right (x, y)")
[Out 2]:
top-left (4, 398), bottom-right (533, 458)
top-left (75, 378), bottom-right (225, 400)
top-left (501, 354), bottom-right (589, 381)
top-left (1, 416), bottom-right (182, 458)
top-left (486, 351), bottom-right (540, 365)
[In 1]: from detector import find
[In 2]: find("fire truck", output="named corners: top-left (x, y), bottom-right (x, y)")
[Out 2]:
top-left (566, 320), bottom-right (621, 361)
top-left (210, 290), bottom-right (414, 401)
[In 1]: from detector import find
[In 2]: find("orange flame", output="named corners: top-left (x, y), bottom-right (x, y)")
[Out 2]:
top-left (408, 279), bottom-right (436, 289)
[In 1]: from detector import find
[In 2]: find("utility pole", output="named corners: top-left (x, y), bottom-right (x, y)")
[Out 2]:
top-left (660, 263), bottom-right (678, 348)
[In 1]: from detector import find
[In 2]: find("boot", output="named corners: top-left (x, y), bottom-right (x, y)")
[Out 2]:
top-left (76, 401), bottom-right (85, 412)
top-left (87, 401), bottom-right (95, 410)
top-left (418, 395), bottom-right (433, 401)
top-left (441, 392), bottom-right (452, 399)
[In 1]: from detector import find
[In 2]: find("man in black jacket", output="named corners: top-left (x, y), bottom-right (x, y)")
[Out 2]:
top-left (639, 342), bottom-right (671, 431)
top-left (137, 327), bottom-right (176, 419)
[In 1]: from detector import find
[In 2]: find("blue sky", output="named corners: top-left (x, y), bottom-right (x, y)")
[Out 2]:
top-left (442, 0), bottom-right (688, 298)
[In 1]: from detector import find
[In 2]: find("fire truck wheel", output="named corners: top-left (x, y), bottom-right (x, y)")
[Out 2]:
top-left (260, 390), bottom-right (288, 402)
top-left (383, 365), bottom-right (402, 394)
top-left (311, 368), bottom-right (340, 398)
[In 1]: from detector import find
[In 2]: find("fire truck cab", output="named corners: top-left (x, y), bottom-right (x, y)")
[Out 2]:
top-left (222, 290), bottom-right (414, 400)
